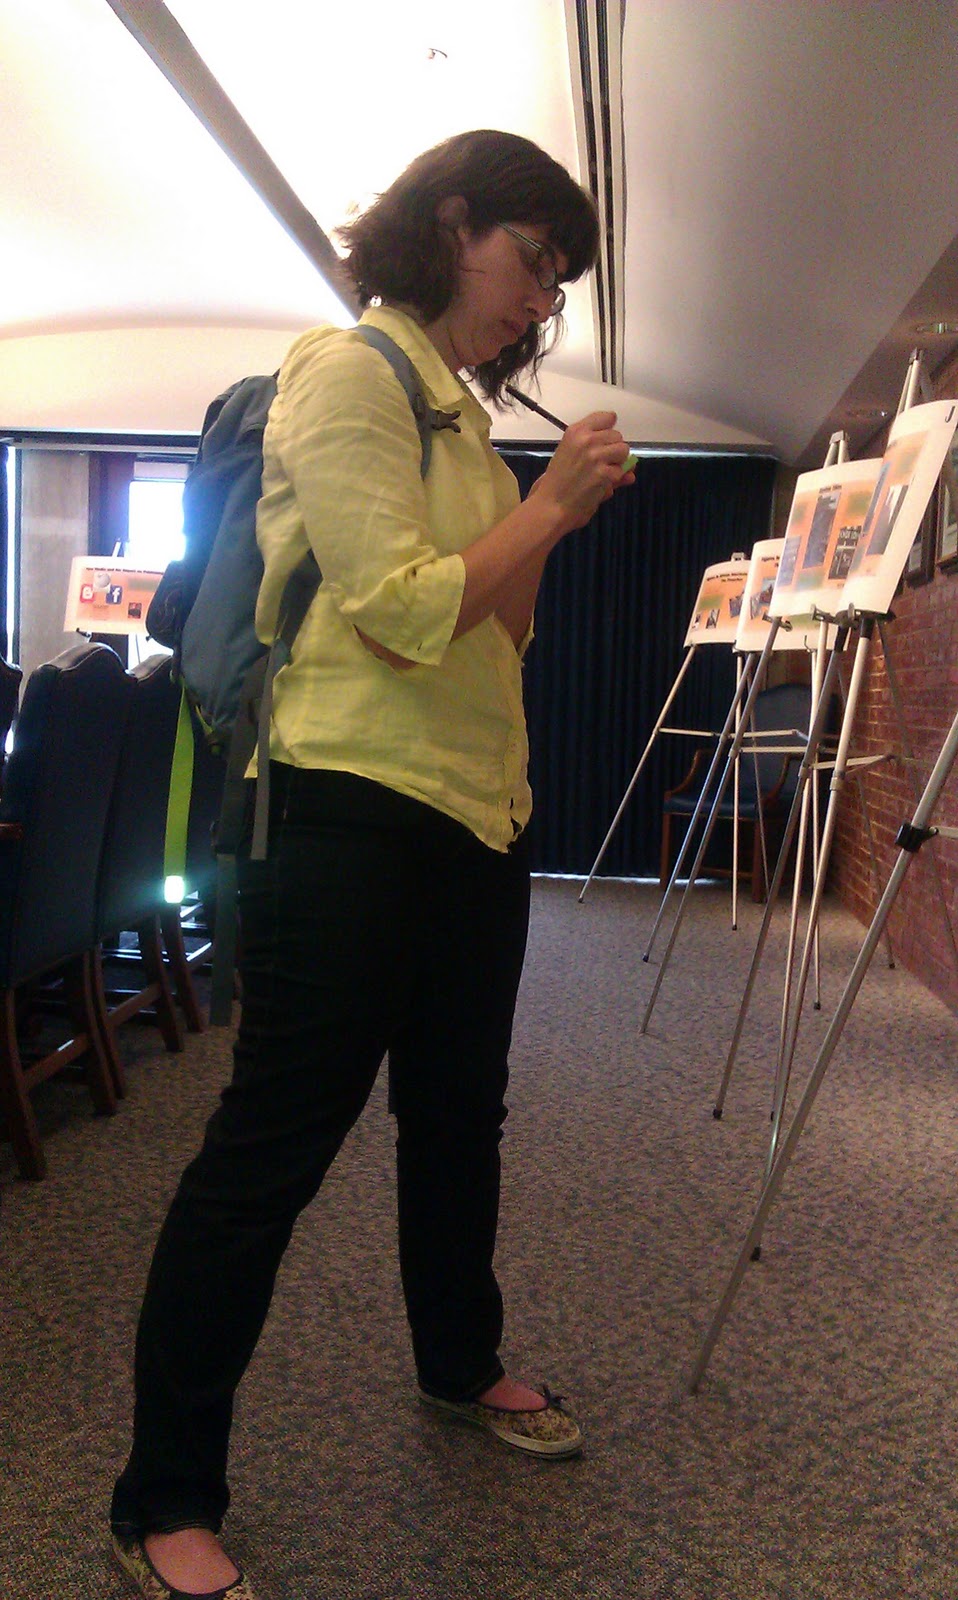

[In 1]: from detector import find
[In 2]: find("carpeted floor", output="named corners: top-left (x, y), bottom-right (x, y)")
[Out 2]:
top-left (3, 877), bottom-right (958, 1599)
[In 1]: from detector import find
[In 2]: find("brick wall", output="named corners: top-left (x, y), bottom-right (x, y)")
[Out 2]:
top-left (828, 350), bottom-right (958, 1015)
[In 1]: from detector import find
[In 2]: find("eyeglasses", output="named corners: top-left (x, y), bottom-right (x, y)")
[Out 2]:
top-left (499, 223), bottom-right (566, 315)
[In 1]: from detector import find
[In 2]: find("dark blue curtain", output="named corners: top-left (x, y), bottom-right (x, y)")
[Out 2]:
top-left (499, 449), bottom-right (777, 877)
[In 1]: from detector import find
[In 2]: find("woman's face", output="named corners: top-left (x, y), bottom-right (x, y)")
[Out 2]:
top-left (428, 219), bottom-right (568, 374)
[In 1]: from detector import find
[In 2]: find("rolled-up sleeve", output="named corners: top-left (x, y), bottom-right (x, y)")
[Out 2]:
top-left (266, 331), bottom-right (465, 665)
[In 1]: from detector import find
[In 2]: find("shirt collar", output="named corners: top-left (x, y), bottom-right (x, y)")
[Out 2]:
top-left (359, 305), bottom-right (493, 438)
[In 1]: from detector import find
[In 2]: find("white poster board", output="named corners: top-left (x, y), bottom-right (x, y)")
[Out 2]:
top-left (843, 398), bottom-right (958, 613)
top-left (683, 557), bottom-right (751, 647)
top-left (734, 539), bottom-right (793, 654)
top-left (769, 459), bottom-right (883, 620)
top-left (64, 556), bottom-right (164, 636)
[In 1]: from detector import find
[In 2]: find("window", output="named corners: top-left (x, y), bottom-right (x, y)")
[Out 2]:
top-left (127, 460), bottom-right (188, 570)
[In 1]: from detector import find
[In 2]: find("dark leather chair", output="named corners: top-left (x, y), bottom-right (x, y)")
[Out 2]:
top-left (0, 643), bottom-right (133, 1179)
top-left (94, 654), bottom-right (190, 1090)
top-left (0, 657), bottom-right (22, 790)
top-left (660, 682), bottom-right (811, 903)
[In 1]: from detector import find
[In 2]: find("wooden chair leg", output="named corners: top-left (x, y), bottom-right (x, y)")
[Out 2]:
top-left (69, 954), bottom-right (119, 1115)
top-left (160, 909), bottom-right (205, 1033)
top-left (0, 989), bottom-right (46, 1179)
top-left (138, 916), bottom-right (185, 1052)
top-left (87, 948), bottom-right (127, 1100)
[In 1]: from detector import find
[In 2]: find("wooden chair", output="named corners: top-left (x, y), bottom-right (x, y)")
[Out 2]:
top-left (660, 682), bottom-right (811, 903)
top-left (0, 643), bottom-right (134, 1178)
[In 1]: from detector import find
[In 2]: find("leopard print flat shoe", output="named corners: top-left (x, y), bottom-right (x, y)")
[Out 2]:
top-left (111, 1532), bottom-right (259, 1600)
top-left (419, 1383), bottom-right (583, 1458)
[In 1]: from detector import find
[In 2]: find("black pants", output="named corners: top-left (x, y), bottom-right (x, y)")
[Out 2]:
top-left (111, 766), bottom-right (531, 1537)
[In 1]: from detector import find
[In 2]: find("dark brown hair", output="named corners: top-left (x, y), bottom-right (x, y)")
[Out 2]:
top-left (338, 129), bottom-right (599, 402)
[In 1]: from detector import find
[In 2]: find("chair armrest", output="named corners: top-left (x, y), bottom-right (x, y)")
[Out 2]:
top-left (760, 751), bottom-right (802, 809)
top-left (663, 746), bottom-right (712, 802)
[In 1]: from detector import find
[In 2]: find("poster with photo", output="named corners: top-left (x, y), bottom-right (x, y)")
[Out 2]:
top-left (683, 556), bottom-right (751, 647)
top-left (64, 557), bottom-right (164, 636)
top-left (733, 539), bottom-right (794, 654)
top-left (768, 458), bottom-right (883, 620)
top-left (842, 398), bottom-right (958, 612)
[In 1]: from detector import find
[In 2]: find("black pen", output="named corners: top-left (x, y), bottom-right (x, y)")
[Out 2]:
top-left (504, 384), bottom-right (639, 474)
top-left (504, 384), bottom-right (569, 432)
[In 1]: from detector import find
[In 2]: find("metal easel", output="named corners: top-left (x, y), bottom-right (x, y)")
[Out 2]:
top-left (636, 616), bottom-right (788, 1030)
top-left (578, 555), bottom-right (753, 915)
top-left (708, 372), bottom-right (958, 1143)
top-left (687, 701), bottom-right (958, 1391)
top-left (747, 355), bottom-right (958, 1186)
top-left (637, 521), bottom-right (830, 1030)
top-left (708, 433), bottom-right (939, 1128)
top-left (577, 639), bottom-right (708, 899)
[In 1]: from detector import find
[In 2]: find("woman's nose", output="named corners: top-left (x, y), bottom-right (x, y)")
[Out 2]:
top-left (525, 283), bottom-right (556, 324)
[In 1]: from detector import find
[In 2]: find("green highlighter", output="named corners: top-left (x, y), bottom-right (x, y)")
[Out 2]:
top-left (622, 450), bottom-right (640, 475)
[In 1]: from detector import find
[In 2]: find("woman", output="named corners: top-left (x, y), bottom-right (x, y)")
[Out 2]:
top-left (111, 128), bottom-right (634, 1600)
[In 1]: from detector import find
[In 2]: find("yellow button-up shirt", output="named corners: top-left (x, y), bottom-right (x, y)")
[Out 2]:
top-left (254, 305), bottom-right (532, 851)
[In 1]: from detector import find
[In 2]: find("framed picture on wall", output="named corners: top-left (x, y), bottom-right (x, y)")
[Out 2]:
top-left (937, 440), bottom-right (958, 568)
top-left (905, 485), bottom-right (936, 586)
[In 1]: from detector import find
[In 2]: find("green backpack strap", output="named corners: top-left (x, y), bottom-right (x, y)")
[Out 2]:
top-left (163, 684), bottom-right (195, 898)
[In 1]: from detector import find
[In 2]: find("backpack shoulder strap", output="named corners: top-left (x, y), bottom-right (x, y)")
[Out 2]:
top-left (356, 325), bottom-right (460, 477)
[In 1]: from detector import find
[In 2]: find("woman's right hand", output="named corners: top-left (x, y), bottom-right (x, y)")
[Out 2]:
top-left (537, 411), bottom-right (634, 534)
top-left (452, 412), bottom-right (634, 645)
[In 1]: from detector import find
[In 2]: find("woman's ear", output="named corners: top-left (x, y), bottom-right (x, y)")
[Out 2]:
top-left (437, 194), bottom-right (469, 230)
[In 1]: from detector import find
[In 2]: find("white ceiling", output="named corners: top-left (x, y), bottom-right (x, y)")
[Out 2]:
top-left (3, 0), bottom-right (958, 464)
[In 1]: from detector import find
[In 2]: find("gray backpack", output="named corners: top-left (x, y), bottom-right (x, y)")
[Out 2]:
top-left (149, 327), bottom-right (460, 1021)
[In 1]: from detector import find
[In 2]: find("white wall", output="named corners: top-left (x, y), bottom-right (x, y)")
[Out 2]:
top-left (0, 327), bottom-right (307, 437)
top-left (0, 325), bottom-right (772, 451)
top-left (18, 452), bottom-right (90, 683)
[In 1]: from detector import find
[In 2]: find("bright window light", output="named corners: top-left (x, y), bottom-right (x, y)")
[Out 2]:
top-left (128, 478), bottom-right (186, 570)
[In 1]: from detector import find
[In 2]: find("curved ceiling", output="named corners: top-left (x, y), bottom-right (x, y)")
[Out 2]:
top-left (3, 0), bottom-right (958, 463)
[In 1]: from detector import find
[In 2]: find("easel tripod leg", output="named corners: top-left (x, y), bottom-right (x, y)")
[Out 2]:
top-left (767, 621), bottom-right (875, 1173)
top-left (688, 706), bottom-right (958, 1394)
top-left (579, 648), bottom-right (698, 903)
top-left (640, 643), bottom-right (771, 1031)
top-left (712, 633), bottom-right (847, 1116)
top-left (642, 658), bottom-right (757, 964)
